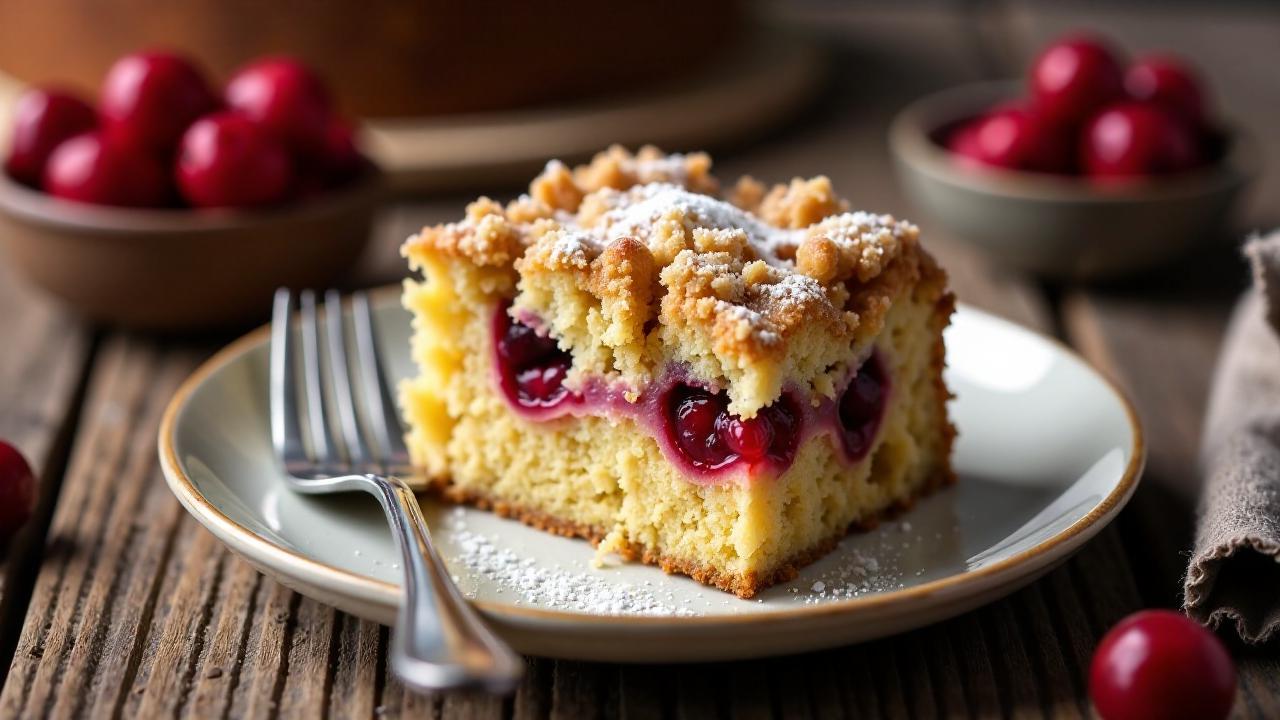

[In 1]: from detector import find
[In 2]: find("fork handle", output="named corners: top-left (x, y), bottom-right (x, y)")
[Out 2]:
top-left (366, 474), bottom-right (524, 693)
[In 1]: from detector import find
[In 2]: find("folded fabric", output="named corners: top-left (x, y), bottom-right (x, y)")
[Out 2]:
top-left (1185, 231), bottom-right (1280, 644)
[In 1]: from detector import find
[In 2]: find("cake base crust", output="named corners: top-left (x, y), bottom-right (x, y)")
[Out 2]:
top-left (422, 467), bottom-right (955, 599)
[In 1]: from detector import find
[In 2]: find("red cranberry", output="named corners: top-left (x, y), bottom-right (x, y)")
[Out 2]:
top-left (1090, 610), bottom-right (1235, 720)
top-left (1125, 55), bottom-right (1207, 126)
top-left (4, 88), bottom-right (98, 187)
top-left (672, 387), bottom-right (734, 470)
top-left (838, 353), bottom-right (889, 460)
top-left (514, 359), bottom-right (572, 408)
top-left (225, 57), bottom-right (332, 153)
top-left (493, 304), bottom-right (577, 411)
top-left (175, 112), bottom-right (293, 208)
top-left (43, 131), bottom-right (169, 207)
top-left (966, 107), bottom-right (1071, 173)
top-left (1030, 34), bottom-right (1124, 127)
top-left (718, 414), bottom-right (774, 461)
top-left (1081, 102), bottom-right (1199, 177)
top-left (945, 120), bottom-right (984, 168)
top-left (0, 440), bottom-right (37, 547)
top-left (664, 384), bottom-right (801, 472)
top-left (100, 51), bottom-right (218, 151)
top-left (496, 314), bottom-right (559, 369)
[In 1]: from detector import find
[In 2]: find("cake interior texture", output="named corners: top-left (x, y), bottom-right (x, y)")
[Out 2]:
top-left (400, 146), bottom-right (955, 598)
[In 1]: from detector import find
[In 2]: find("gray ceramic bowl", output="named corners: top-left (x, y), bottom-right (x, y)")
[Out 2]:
top-left (0, 170), bottom-right (383, 330)
top-left (889, 81), bottom-right (1256, 280)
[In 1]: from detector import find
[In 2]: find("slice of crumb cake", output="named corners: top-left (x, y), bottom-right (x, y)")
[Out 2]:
top-left (400, 145), bottom-right (955, 598)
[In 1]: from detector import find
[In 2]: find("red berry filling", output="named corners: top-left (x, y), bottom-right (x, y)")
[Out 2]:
top-left (493, 303), bottom-right (577, 411)
top-left (663, 384), bottom-right (801, 474)
top-left (837, 353), bottom-right (889, 461)
top-left (491, 301), bottom-right (892, 480)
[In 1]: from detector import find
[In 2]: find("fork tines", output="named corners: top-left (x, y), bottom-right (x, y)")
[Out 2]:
top-left (270, 288), bottom-right (412, 480)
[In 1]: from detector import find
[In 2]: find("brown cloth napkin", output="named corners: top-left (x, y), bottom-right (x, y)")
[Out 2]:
top-left (1185, 231), bottom-right (1280, 644)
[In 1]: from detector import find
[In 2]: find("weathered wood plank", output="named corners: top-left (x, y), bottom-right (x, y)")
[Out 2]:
top-left (329, 615), bottom-right (383, 719)
top-left (0, 340), bottom-right (192, 718)
top-left (0, 261), bottom-right (93, 683)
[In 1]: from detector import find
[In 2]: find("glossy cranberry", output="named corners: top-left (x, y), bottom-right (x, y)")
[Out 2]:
top-left (225, 57), bottom-right (332, 153)
top-left (1125, 55), bottom-right (1207, 125)
top-left (1090, 610), bottom-right (1235, 720)
top-left (1081, 102), bottom-right (1199, 177)
top-left (43, 131), bottom-right (169, 207)
top-left (175, 112), bottom-right (293, 208)
top-left (945, 120), bottom-right (984, 168)
top-left (665, 384), bottom-right (801, 472)
top-left (496, 315), bottom-right (559, 368)
top-left (966, 107), bottom-right (1071, 173)
top-left (1030, 34), bottom-right (1124, 127)
top-left (672, 387), bottom-right (734, 469)
top-left (719, 414), bottom-right (774, 461)
top-left (493, 304), bottom-right (577, 410)
top-left (100, 51), bottom-right (218, 151)
top-left (514, 359), bottom-right (572, 407)
top-left (838, 353), bottom-right (889, 460)
top-left (4, 88), bottom-right (98, 187)
top-left (0, 440), bottom-right (37, 547)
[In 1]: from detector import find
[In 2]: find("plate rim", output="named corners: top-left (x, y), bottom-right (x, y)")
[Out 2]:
top-left (158, 298), bottom-right (1145, 627)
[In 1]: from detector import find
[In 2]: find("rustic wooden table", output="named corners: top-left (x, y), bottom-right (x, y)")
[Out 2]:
top-left (2, 3), bottom-right (1278, 718)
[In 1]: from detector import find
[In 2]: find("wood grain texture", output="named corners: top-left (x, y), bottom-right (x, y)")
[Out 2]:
top-left (0, 262), bottom-right (93, 681)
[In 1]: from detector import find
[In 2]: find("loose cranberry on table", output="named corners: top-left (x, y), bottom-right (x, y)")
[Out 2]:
top-left (0, 440), bottom-right (37, 547)
top-left (225, 57), bottom-right (332, 154)
top-left (175, 112), bottom-right (293, 208)
top-left (1125, 55), bottom-right (1207, 125)
top-left (1089, 609), bottom-right (1235, 720)
top-left (4, 88), bottom-right (98, 187)
top-left (1029, 34), bottom-right (1125, 127)
top-left (953, 106), bottom-right (1070, 173)
top-left (1081, 102), bottom-right (1200, 177)
top-left (100, 51), bottom-right (218, 151)
top-left (43, 131), bottom-right (170, 207)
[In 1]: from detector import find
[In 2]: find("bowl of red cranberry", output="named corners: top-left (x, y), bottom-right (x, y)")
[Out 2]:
top-left (890, 33), bottom-right (1255, 280)
top-left (0, 50), bottom-right (382, 330)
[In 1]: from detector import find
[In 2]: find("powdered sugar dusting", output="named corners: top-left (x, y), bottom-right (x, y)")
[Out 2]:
top-left (547, 230), bottom-right (601, 268)
top-left (444, 509), bottom-right (696, 616)
top-left (431, 508), bottom-right (941, 615)
top-left (598, 183), bottom-right (799, 255)
top-left (790, 520), bottom-right (920, 604)
top-left (755, 273), bottom-right (827, 311)
top-left (628, 153), bottom-right (694, 183)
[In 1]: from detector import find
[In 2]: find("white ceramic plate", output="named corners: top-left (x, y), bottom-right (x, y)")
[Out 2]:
top-left (159, 298), bottom-right (1143, 662)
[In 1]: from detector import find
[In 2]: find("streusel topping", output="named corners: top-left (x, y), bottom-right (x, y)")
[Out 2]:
top-left (403, 145), bottom-right (939, 416)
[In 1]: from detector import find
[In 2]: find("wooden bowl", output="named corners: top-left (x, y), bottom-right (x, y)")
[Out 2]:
top-left (0, 171), bottom-right (383, 330)
top-left (889, 82), bottom-right (1256, 280)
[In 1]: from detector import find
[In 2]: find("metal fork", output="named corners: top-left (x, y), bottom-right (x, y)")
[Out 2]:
top-left (270, 288), bottom-right (522, 694)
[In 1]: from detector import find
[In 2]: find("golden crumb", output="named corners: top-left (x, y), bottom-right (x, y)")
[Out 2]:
top-left (402, 145), bottom-right (941, 415)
